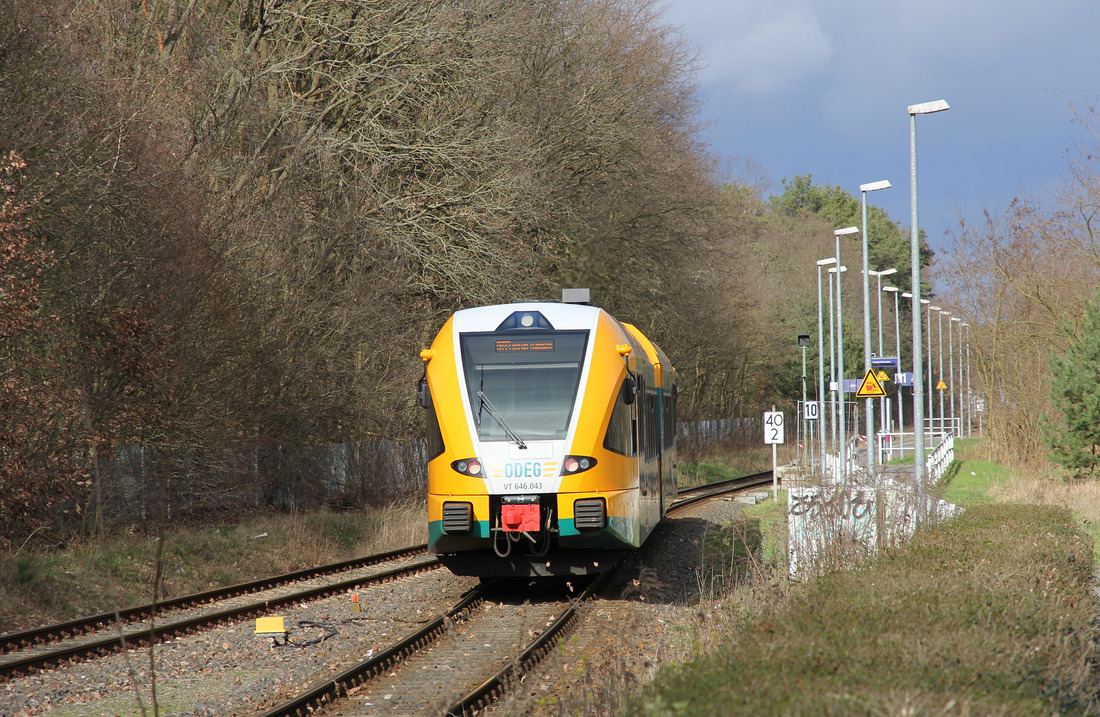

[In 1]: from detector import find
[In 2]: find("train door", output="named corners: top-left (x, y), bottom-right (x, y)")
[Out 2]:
top-left (636, 370), bottom-right (648, 498)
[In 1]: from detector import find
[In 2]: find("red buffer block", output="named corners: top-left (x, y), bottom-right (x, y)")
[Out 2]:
top-left (501, 504), bottom-right (540, 532)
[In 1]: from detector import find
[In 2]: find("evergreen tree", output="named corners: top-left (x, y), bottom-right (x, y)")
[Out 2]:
top-left (1044, 288), bottom-right (1100, 479)
top-left (770, 174), bottom-right (934, 292)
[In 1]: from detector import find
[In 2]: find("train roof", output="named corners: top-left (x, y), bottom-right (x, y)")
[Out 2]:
top-left (449, 302), bottom-right (607, 333)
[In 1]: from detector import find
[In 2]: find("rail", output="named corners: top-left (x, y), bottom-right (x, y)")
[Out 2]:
top-left (0, 550), bottom-right (437, 680)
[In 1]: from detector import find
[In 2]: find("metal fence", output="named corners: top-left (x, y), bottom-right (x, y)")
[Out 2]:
top-left (102, 439), bottom-right (428, 523)
top-left (95, 419), bottom-right (755, 524)
top-left (676, 417), bottom-right (761, 461)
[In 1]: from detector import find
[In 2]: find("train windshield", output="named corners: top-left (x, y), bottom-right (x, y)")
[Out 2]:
top-left (460, 331), bottom-right (589, 441)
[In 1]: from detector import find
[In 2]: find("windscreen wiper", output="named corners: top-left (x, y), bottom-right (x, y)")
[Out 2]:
top-left (476, 390), bottom-right (527, 449)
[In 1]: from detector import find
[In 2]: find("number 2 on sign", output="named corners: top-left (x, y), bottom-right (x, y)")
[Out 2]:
top-left (764, 411), bottom-right (784, 445)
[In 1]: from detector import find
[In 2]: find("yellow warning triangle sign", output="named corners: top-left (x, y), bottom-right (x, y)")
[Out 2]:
top-left (876, 370), bottom-right (891, 382)
top-left (856, 368), bottom-right (888, 398)
top-left (936, 380), bottom-right (947, 390)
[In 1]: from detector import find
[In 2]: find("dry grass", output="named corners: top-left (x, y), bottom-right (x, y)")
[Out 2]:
top-left (944, 437), bottom-right (1100, 558)
top-left (0, 501), bottom-right (427, 634)
top-left (635, 502), bottom-right (1099, 715)
top-left (990, 472), bottom-right (1100, 562)
top-left (994, 472), bottom-right (1100, 524)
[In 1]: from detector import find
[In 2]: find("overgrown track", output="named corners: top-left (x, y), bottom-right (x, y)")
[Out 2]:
top-left (256, 575), bottom-right (608, 717)
top-left (255, 475), bottom-right (772, 716)
top-left (1, 474), bottom-right (774, 706)
top-left (0, 545), bottom-right (434, 680)
top-left (672, 470), bottom-right (773, 512)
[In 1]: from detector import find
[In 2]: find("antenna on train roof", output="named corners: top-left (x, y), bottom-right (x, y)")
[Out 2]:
top-left (561, 288), bottom-right (591, 305)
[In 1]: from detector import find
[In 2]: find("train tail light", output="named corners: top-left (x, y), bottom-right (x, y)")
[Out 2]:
top-left (452, 458), bottom-right (483, 477)
top-left (562, 456), bottom-right (597, 475)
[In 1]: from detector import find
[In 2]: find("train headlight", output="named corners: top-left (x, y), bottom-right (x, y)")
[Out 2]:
top-left (562, 456), bottom-right (597, 475)
top-left (452, 459), bottom-right (483, 477)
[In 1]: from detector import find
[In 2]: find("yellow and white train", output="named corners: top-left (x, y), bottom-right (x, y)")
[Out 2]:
top-left (418, 295), bottom-right (677, 577)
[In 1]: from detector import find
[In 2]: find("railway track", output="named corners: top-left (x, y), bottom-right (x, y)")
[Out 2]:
top-left (0, 545), bottom-right (436, 680)
top-left (251, 473), bottom-right (774, 716)
top-left (673, 469), bottom-right (774, 511)
top-left (256, 576), bottom-right (606, 717)
top-left (2, 473), bottom-right (774, 714)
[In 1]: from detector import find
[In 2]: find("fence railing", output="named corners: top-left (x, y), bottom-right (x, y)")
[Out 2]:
top-left (102, 438), bottom-right (429, 522)
top-left (926, 434), bottom-right (956, 484)
top-left (92, 418), bottom-right (756, 524)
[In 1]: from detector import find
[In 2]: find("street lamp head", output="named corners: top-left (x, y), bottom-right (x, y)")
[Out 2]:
top-left (883, 286), bottom-right (899, 293)
top-left (921, 299), bottom-right (931, 305)
top-left (860, 179), bottom-right (892, 193)
top-left (902, 292), bottom-right (913, 299)
top-left (930, 305), bottom-right (942, 311)
top-left (817, 257), bottom-right (838, 266)
top-left (908, 99), bottom-right (950, 115)
top-left (878, 268), bottom-right (898, 276)
top-left (834, 226), bottom-right (860, 236)
top-left (828, 266), bottom-right (849, 273)
top-left (951, 316), bottom-right (962, 323)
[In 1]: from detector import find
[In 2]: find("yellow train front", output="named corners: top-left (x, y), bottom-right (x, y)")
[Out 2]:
top-left (418, 299), bottom-right (677, 577)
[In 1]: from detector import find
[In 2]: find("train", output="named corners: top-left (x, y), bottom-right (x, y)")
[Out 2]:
top-left (418, 292), bottom-right (677, 577)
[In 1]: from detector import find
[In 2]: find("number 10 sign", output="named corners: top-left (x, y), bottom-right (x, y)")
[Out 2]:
top-left (764, 411), bottom-right (784, 445)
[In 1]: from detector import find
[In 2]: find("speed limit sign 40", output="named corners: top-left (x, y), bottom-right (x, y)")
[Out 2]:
top-left (764, 411), bottom-right (784, 445)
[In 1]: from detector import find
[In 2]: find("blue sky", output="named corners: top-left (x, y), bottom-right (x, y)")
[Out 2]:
top-left (659, 0), bottom-right (1100, 253)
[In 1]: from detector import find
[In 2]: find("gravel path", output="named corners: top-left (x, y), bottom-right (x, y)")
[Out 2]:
top-left (488, 496), bottom-right (754, 716)
top-left (2, 495), bottom-right (753, 716)
top-left (1, 570), bottom-right (479, 717)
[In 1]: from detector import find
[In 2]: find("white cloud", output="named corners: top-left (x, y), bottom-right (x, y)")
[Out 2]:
top-left (661, 2), bottom-right (832, 95)
top-left (723, 8), bottom-right (832, 94)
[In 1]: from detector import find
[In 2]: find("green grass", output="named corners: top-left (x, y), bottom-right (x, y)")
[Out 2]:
top-left (678, 458), bottom-right (751, 487)
top-left (634, 503), bottom-right (1098, 715)
top-left (636, 440), bottom-right (1099, 715)
top-left (935, 437), bottom-right (1010, 506)
top-left (939, 458), bottom-right (1010, 505)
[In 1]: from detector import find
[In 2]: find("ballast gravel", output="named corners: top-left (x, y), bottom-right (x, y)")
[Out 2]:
top-left (488, 496), bottom-right (753, 716)
top-left (2, 496), bottom-right (752, 717)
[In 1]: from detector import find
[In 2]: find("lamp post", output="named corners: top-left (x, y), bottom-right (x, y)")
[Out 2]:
top-left (869, 268), bottom-right (897, 437)
top-left (884, 285), bottom-right (902, 455)
top-left (798, 333), bottom-right (811, 467)
top-left (859, 181), bottom-right (891, 476)
top-left (929, 306), bottom-right (943, 436)
top-left (902, 292), bottom-right (930, 457)
top-left (963, 322), bottom-right (972, 436)
top-left (903, 290), bottom-right (914, 451)
top-left (817, 258), bottom-right (837, 476)
top-left (828, 268), bottom-right (838, 450)
top-left (908, 98), bottom-right (950, 498)
top-left (951, 316), bottom-right (961, 434)
top-left (939, 310), bottom-right (950, 434)
top-left (925, 300), bottom-right (934, 431)
top-left (835, 226), bottom-right (860, 479)
top-left (828, 265), bottom-right (848, 465)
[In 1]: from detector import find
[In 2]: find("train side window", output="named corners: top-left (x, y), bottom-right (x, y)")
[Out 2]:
top-left (662, 388), bottom-right (676, 450)
top-left (602, 378), bottom-right (636, 456)
top-left (424, 388), bottom-right (446, 461)
top-left (646, 391), bottom-right (658, 461)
